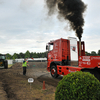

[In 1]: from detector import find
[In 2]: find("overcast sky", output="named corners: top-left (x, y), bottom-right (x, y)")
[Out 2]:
top-left (0, 0), bottom-right (100, 55)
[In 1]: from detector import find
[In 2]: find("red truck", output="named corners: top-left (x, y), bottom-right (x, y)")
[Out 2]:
top-left (46, 37), bottom-right (100, 80)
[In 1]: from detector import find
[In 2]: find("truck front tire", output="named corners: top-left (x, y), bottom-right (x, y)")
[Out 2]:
top-left (50, 65), bottom-right (59, 78)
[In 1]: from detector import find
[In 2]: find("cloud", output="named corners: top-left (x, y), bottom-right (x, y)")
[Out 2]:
top-left (84, 36), bottom-right (100, 53)
top-left (20, 0), bottom-right (35, 10)
top-left (0, 0), bottom-right (4, 4)
top-left (0, 0), bottom-right (100, 55)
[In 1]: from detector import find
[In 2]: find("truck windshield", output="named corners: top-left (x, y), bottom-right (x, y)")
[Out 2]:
top-left (0, 56), bottom-right (5, 59)
top-left (49, 43), bottom-right (53, 51)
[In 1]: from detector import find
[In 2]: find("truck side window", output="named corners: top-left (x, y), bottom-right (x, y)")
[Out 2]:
top-left (0, 56), bottom-right (5, 59)
top-left (49, 43), bottom-right (53, 51)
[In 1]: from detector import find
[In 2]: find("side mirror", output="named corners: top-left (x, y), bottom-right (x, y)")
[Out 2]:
top-left (46, 45), bottom-right (48, 50)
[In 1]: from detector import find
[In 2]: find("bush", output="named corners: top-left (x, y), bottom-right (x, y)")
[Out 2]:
top-left (55, 71), bottom-right (100, 100)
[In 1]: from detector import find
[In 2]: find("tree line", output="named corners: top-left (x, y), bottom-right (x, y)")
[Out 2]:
top-left (6, 50), bottom-right (47, 59)
top-left (5, 50), bottom-right (100, 59)
top-left (85, 50), bottom-right (100, 56)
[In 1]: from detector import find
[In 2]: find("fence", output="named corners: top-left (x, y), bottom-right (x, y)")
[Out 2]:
top-left (7, 58), bottom-right (47, 65)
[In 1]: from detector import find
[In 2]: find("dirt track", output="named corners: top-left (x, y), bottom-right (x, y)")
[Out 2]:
top-left (0, 62), bottom-right (62, 100)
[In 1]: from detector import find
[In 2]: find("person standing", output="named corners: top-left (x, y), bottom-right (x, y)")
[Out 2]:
top-left (22, 58), bottom-right (29, 75)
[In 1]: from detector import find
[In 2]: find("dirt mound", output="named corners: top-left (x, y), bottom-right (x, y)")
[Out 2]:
top-left (37, 75), bottom-right (63, 87)
top-left (11, 63), bottom-right (22, 69)
top-left (0, 67), bottom-right (56, 100)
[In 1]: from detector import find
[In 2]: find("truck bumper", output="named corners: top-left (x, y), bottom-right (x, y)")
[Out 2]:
top-left (57, 65), bottom-right (82, 75)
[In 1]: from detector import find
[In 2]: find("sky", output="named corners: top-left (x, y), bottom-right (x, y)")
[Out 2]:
top-left (0, 0), bottom-right (100, 55)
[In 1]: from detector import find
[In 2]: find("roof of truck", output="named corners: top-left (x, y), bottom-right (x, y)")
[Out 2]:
top-left (0, 54), bottom-right (6, 56)
top-left (48, 38), bottom-right (67, 44)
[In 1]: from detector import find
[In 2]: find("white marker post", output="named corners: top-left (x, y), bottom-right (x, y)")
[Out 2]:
top-left (28, 78), bottom-right (34, 89)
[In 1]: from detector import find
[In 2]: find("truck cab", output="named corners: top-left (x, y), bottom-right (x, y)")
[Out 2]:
top-left (46, 37), bottom-right (100, 81)
top-left (0, 54), bottom-right (8, 69)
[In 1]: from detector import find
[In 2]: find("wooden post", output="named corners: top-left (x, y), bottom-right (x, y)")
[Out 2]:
top-left (43, 81), bottom-right (46, 90)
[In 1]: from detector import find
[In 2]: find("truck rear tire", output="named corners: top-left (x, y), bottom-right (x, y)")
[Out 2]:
top-left (4, 61), bottom-right (8, 69)
top-left (82, 70), bottom-right (100, 81)
top-left (50, 65), bottom-right (59, 78)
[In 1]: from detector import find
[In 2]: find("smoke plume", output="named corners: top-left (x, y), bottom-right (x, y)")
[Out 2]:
top-left (45, 0), bottom-right (87, 40)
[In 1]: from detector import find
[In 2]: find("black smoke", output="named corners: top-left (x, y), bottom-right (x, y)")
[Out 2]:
top-left (45, 0), bottom-right (87, 40)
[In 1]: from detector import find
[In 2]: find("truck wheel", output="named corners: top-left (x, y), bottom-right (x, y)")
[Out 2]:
top-left (4, 61), bottom-right (8, 69)
top-left (50, 65), bottom-right (59, 78)
top-left (83, 70), bottom-right (100, 81)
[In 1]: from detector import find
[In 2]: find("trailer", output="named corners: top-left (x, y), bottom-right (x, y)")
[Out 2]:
top-left (46, 37), bottom-right (100, 81)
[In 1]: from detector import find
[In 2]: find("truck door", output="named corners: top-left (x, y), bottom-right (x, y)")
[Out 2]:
top-left (68, 37), bottom-right (78, 62)
top-left (47, 43), bottom-right (54, 64)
